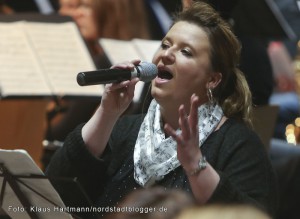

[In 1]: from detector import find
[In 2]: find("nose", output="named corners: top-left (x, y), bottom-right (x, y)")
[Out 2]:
top-left (161, 47), bottom-right (175, 65)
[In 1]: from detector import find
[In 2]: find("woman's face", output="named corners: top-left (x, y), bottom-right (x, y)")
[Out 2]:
top-left (59, 0), bottom-right (80, 18)
top-left (151, 21), bottom-right (213, 108)
top-left (73, 0), bottom-right (99, 41)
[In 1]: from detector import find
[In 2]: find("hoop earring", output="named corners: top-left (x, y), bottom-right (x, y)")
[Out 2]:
top-left (207, 88), bottom-right (214, 105)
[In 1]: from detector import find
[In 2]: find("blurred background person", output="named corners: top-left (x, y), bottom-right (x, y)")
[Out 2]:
top-left (104, 187), bottom-right (195, 219)
top-left (0, 0), bottom-right (14, 14)
top-left (73, 0), bottom-right (151, 67)
top-left (58, 0), bottom-right (80, 18)
top-left (175, 204), bottom-right (272, 219)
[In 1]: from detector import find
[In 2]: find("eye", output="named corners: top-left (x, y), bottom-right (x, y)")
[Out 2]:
top-left (161, 41), bottom-right (170, 50)
top-left (181, 49), bottom-right (192, 57)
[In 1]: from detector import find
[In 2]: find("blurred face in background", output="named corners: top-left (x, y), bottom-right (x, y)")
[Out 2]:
top-left (59, 0), bottom-right (80, 18)
top-left (182, 0), bottom-right (193, 8)
top-left (73, 0), bottom-right (99, 41)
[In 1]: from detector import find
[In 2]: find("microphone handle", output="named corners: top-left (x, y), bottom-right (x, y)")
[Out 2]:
top-left (77, 68), bottom-right (132, 86)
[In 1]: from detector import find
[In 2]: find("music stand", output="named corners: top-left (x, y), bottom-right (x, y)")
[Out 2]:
top-left (0, 149), bottom-right (85, 219)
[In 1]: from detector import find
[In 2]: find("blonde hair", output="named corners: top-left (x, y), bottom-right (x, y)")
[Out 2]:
top-left (176, 205), bottom-right (272, 219)
top-left (174, 2), bottom-right (253, 126)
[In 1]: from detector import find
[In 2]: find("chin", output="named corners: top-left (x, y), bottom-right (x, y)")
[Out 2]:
top-left (150, 89), bottom-right (159, 100)
top-left (151, 89), bottom-right (162, 102)
top-left (151, 90), bottom-right (172, 106)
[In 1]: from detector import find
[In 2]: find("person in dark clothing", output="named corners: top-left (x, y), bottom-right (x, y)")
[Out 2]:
top-left (46, 2), bottom-right (278, 219)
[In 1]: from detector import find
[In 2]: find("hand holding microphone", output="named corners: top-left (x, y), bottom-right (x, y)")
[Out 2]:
top-left (77, 61), bottom-right (158, 86)
top-left (84, 60), bottom-right (156, 117)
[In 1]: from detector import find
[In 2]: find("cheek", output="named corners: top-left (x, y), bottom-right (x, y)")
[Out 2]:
top-left (177, 67), bottom-right (203, 83)
top-left (177, 70), bottom-right (208, 93)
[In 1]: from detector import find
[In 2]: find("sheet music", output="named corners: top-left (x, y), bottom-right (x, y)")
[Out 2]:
top-left (0, 22), bottom-right (51, 97)
top-left (0, 21), bottom-right (104, 98)
top-left (0, 149), bottom-right (72, 219)
top-left (99, 38), bottom-right (160, 103)
top-left (99, 38), bottom-right (141, 64)
top-left (100, 38), bottom-right (160, 63)
top-left (132, 39), bottom-right (160, 63)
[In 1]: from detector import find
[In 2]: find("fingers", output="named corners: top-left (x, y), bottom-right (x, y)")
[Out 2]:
top-left (131, 59), bottom-right (142, 66)
top-left (189, 94), bottom-right (200, 135)
top-left (164, 124), bottom-right (184, 145)
top-left (110, 60), bottom-right (141, 71)
top-left (107, 59), bottom-right (141, 93)
top-left (178, 94), bottom-right (200, 138)
top-left (179, 105), bottom-right (190, 140)
top-left (105, 80), bottom-right (139, 104)
top-left (165, 93), bottom-right (200, 147)
top-left (106, 77), bottom-right (139, 91)
top-left (126, 77), bottom-right (140, 97)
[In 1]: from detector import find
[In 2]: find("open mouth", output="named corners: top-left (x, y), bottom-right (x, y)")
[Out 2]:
top-left (158, 70), bottom-right (173, 80)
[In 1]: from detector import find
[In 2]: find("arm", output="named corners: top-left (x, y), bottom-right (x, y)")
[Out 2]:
top-left (45, 124), bottom-right (110, 211)
top-left (45, 60), bottom-right (141, 211)
top-left (164, 94), bottom-right (277, 212)
top-left (206, 130), bottom-right (278, 216)
top-left (165, 94), bottom-right (219, 204)
top-left (82, 60), bottom-right (141, 157)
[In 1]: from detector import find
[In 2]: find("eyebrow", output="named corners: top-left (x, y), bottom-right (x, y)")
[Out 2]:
top-left (162, 35), bottom-right (202, 55)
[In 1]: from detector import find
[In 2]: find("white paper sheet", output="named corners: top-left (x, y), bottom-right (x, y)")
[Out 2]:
top-left (0, 21), bottom-right (104, 98)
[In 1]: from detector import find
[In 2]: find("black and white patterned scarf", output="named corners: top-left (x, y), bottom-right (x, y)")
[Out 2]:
top-left (133, 99), bottom-right (224, 187)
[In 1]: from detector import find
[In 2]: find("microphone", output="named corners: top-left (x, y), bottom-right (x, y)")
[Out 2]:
top-left (77, 62), bottom-right (158, 86)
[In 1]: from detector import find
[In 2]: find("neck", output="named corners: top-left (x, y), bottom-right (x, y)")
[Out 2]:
top-left (160, 104), bottom-right (181, 130)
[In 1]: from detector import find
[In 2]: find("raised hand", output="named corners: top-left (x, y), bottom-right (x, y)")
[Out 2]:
top-left (164, 94), bottom-right (202, 173)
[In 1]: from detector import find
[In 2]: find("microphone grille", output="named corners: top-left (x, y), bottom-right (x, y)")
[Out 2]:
top-left (138, 62), bottom-right (158, 82)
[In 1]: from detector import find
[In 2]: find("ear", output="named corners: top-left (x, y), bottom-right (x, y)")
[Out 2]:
top-left (206, 72), bottom-right (222, 89)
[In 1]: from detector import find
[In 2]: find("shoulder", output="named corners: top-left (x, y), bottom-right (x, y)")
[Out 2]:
top-left (207, 119), bottom-right (278, 214)
top-left (222, 119), bottom-right (267, 154)
top-left (220, 118), bottom-right (263, 147)
top-left (204, 118), bottom-right (267, 164)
